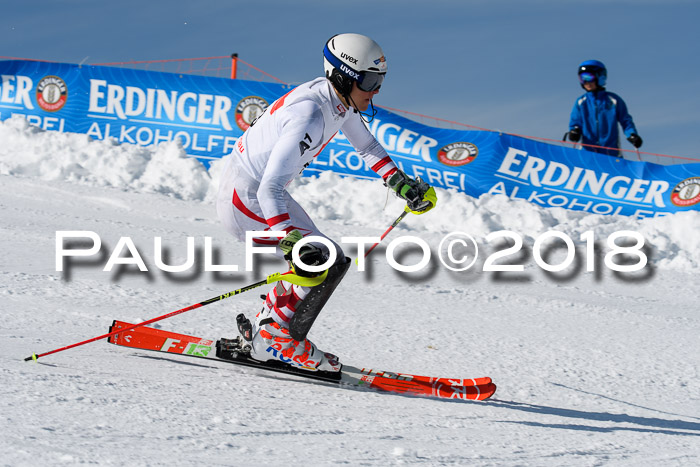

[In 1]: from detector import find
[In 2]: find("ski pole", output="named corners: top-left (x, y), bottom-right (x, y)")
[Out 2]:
top-left (24, 269), bottom-right (327, 362)
top-left (363, 209), bottom-right (409, 260)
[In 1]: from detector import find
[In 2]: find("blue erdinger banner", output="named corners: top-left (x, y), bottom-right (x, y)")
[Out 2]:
top-left (0, 60), bottom-right (292, 161)
top-left (315, 109), bottom-right (700, 218)
top-left (2, 59), bottom-right (699, 218)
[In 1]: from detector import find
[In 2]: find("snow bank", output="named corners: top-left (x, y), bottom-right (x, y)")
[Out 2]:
top-left (0, 116), bottom-right (213, 201)
top-left (1, 116), bottom-right (698, 270)
top-left (289, 168), bottom-right (700, 271)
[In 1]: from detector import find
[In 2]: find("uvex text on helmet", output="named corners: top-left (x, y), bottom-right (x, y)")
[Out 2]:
top-left (323, 33), bottom-right (387, 95)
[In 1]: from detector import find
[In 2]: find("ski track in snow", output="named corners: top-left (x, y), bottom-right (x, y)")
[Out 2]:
top-left (1, 117), bottom-right (699, 465)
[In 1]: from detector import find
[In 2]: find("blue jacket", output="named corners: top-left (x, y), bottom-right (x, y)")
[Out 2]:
top-left (569, 90), bottom-right (638, 156)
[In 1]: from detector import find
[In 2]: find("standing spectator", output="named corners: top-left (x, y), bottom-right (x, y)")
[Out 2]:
top-left (567, 60), bottom-right (642, 157)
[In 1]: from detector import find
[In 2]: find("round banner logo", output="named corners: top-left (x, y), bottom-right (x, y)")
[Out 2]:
top-left (235, 96), bottom-right (268, 131)
top-left (671, 177), bottom-right (700, 207)
top-left (437, 142), bottom-right (478, 166)
top-left (36, 76), bottom-right (68, 112)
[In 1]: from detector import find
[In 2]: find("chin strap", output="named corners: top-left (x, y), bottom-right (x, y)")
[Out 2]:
top-left (360, 99), bottom-right (378, 123)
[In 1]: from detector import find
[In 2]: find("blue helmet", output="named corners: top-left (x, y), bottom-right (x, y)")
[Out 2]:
top-left (578, 59), bottom-right (607, 88)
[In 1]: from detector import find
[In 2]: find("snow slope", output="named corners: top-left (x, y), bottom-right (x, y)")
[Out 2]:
top-left (1, 116), bottom-right (699, 466)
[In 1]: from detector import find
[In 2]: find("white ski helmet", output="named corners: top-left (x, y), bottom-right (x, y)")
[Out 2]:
top-left (323, 33), bottom-right (387, 96)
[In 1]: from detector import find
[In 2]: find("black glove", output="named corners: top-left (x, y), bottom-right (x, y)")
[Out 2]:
top-left (628, 134), bottom-right (643, 148)
top-left (291, 245), bottom-right (327, 277)
top-left (386, 171), bottom-right (434, 213)
top-left (279, 230), bottom-right (328, 277)
top-left (567, 127), bottom-right (582, 143)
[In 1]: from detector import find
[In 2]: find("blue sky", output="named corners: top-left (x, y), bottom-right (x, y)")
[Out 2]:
top-left (2, 0), bottom-right (699, 161)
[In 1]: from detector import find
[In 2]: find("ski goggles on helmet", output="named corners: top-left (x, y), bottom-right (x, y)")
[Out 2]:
top-left (357, 71), bottom-right (384, 92)
top-left (323, 44), bottom-right (385, 92)
top-left (578, 71), bottom-right (597, 84)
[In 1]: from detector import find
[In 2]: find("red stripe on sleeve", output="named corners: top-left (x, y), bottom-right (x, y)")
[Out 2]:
top-left (382, 167), bottom-right (398, 180)
top-left (371, 156), bottom-right (393, 173)
top-left (266, 213), bottom-right (291, 229)
top-left (252, 237), bottom-right (280, 245)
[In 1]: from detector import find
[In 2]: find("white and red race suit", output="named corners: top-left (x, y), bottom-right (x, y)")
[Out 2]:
top-left (216, 77), bottom-right (398, 328)
top-left (216, 77), bottom-right (398, 258)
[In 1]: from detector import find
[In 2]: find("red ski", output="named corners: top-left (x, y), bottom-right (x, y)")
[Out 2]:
top-left (108, 320), bottom-right (496, 401)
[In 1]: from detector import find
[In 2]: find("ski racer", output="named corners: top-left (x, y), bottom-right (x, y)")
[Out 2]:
top-left (566, 60), bottom-right (643, 157)
top-left (216, 33), bottom-right (437, 372)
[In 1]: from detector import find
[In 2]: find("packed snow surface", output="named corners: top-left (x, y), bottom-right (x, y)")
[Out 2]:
top-left (1, 116), bottom-right (699, 466)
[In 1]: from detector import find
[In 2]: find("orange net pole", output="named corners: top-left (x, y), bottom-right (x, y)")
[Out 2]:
top-left (231, 53), bottom-right (238, 80)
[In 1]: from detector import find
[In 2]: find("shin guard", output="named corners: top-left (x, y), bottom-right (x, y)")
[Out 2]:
top-left (288, 256), bottom-right (351, 341)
